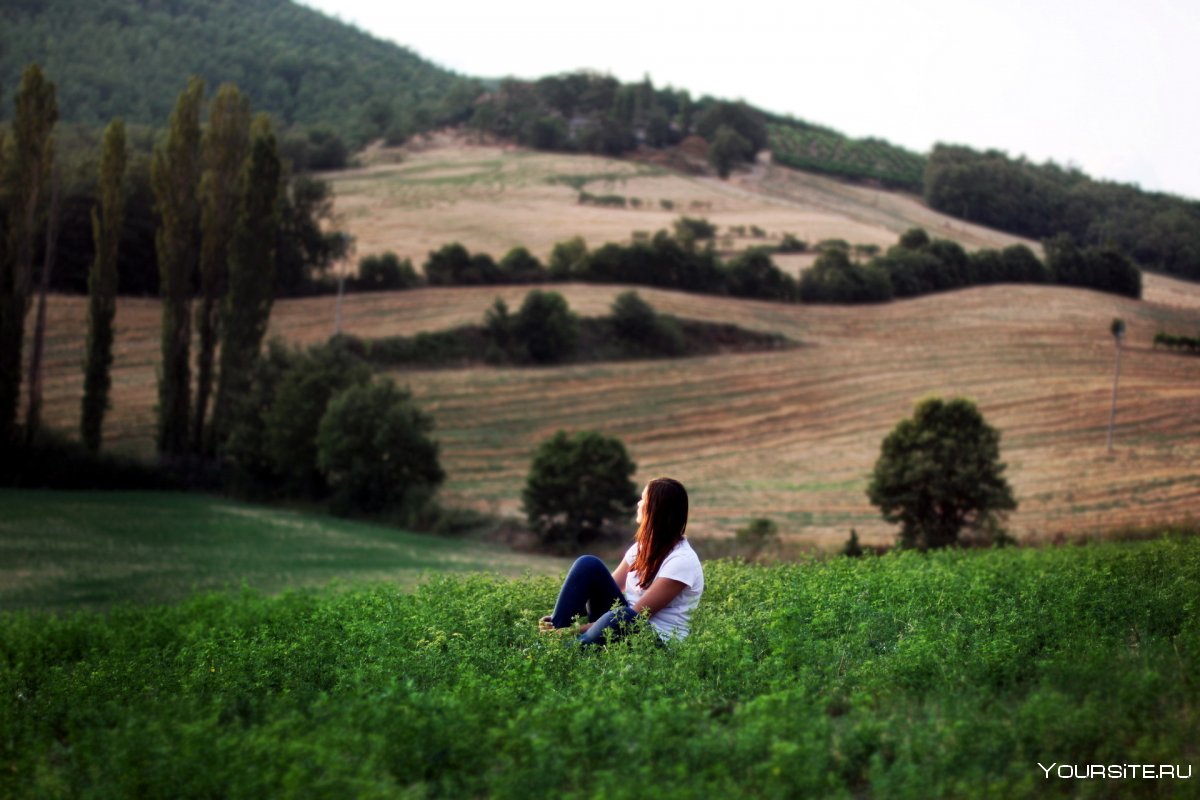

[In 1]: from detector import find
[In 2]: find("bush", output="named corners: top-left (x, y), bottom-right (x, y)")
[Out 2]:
top-left (260, 341), bottom-right (372, 499)
top-left (672, 216), bottom-right (717, 246)
top-left (498, 247), bottom-right (547, 283)
top-left (548, 236), bottom-right (588, 280)
top-left (316, 380), bottom-right (444, 514)
top-left (735, 517), bottom-right (779, 558)
top-left (1045, 235), bottom-right (1142, 299)
top-left (522, 430), bottom-right (638, 547)
top-left (609, 291), bottom-right (684, 356)
top-left (0, 429), bottom-right (176, 491)
top-left (898, 227), bottom-right (931, 250)
top-left (777, 233), bottom-right (808, 253)
top-left (725, 248), bottom-right (798, 301)
top-left (513, 290), bottom-right (579, 364)
top-left (424, 242), bottom-right (473, 286)
top-left (356, 252), bottom-right (419, 291)
top-left (799, 249), bottom-right (892, 303)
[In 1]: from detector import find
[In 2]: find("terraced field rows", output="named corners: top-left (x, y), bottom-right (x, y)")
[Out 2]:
top-left (27, 277), bottom-right (1200, 549)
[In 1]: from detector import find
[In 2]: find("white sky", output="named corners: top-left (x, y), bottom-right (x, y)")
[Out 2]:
top-left (299, 0), bottom-right (1200, 200)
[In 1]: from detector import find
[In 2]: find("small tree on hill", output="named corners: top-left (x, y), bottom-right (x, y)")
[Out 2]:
top-left (708, 124), bottom-right (753, 179)
top-left (513, 289), bottom-right (578, 363)
top-left (317, 379), bottom-right (444, 514)
top-left (868, 397), bottom-right (1016, 550)
top-left (523, 430), bottom-right (638, 547)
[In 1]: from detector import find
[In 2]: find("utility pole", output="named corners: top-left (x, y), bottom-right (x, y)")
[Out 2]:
top-left (1106, 318), bottom-right (1125, 454)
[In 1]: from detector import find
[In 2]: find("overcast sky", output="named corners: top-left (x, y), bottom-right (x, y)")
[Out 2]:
top-left (299, 0), bottom-right (1199, 200)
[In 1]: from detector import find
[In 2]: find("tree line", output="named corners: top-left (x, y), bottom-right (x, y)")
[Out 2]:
top-left (338, 290), bottom-right (789, 369)
top-left (925, 144), bottom-right (1200, 282)
top-left (1, 65), bottom-right (448, 525)
top-left (352, 220), bottom-right (1142, 307)
top-left (1153, 332), bottom-right (1200, 355)
top-left (799, 227), bottom-right (1141, 303)
top-left (12, 121), bottom-right (347, 299)
top-left (468, 72), bottom-right (768, 176)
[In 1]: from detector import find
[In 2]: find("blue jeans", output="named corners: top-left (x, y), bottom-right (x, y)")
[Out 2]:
top-left (551, 555), bottom-right (639, 646)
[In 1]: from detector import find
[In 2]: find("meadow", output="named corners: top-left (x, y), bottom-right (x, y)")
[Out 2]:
top-left (2, 536), bottom-right (1196, 798)
top-left (0, 490), bottom-right (566, 613)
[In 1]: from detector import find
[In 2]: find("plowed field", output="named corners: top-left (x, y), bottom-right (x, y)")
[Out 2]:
top-left (26, 274), bottom-right (1200, 549)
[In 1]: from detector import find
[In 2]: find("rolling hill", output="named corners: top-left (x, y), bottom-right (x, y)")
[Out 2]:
top-left (0, 0), bottom-right (461, 145)
top-left (23, 141), bottom-right (1200, 549)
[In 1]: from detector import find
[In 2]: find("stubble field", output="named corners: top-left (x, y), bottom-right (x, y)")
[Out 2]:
top-left (21, 141), bottom-right (1200, 549)
top-left (27, 276), bottom-right (1200, 549)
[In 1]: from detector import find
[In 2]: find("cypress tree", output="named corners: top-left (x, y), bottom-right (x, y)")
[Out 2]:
top-left (0, 63), bottom-right (57, 447)
top-left (81, 119), bottom-right (127, 452)
top-left (24, 169), bottom-right (62, 445)
top-left (209, 114), bottom-right (282, 451)
top-left (151, 77), bottom-right (204, 458)
top-left (193, 84), bottom-right (250, 454)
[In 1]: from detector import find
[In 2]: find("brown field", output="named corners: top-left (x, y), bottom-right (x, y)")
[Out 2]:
top-left (20, 141), bottom-right (1200, 550)
top-left (326, 135), bottom-right (937, 272)
top-left (26, 275), bottom-right (1200, 550)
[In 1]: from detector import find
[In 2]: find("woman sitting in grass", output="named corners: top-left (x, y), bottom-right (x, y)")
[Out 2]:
top-left (539, 477), bottom-right (704, 645)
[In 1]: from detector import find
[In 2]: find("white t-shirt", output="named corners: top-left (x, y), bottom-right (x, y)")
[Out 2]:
top-left (623, 538), bottom-right (704, 640)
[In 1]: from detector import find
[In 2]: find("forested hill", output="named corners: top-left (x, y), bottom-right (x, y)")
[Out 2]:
top-left (0, 0), bottom-right (465, 146)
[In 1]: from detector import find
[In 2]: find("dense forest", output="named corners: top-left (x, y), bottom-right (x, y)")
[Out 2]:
top-left (925, 144), bottom-right (1200, 281)
top-left (0, 0), bottom-right (465, 149)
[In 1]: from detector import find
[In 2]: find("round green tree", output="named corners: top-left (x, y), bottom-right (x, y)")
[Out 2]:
top-left (514, 290), bottom-right (578, 364)
top-left (868, 397), bottom-right (1016, 550)
top-left (522, 430), bottom-right (638, 547)
top-left (316, 379), bottom-right (444, 514)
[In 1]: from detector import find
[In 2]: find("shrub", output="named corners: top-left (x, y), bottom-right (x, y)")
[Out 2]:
top-left (725, 248), bottom-right (798, 301)
top-left (777, 233), bottom-right (808, 253)
top-left (799, 249), bottom-right (892, 303)
top-left (898, 227), bottom-right (931, 250)
top-left (672, 216), bottom-right (717, 245)
top-left (424, 242), bottom-right (473, 286)
top-left (522, 430), bottom-right (638, 547)
top-left (513, 290), bottom-right (579, 364)
top-left (815, 238), bottom-right (851, 253)
top-left (498, 247), bottom-right (547, 283)
top-left (316, 380), bottom-right (444, 514)
top-left (735, 517), bottom-right (779, 558)
top-left (548, 236), bottom-right (588, 280)
top-left (609, 291), bottom-right (685, 356)
top-left (261, 340), bottom-right (372, 498)
top-left (356, 252), bottom-right (419, 291)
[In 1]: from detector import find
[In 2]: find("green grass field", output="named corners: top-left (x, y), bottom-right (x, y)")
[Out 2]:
top-left (2, 535), bottom-right (1197, 798)
top-left (0, 490), bottom-right (566, 612)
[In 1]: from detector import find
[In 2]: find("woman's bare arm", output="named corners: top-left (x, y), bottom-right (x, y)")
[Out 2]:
top-left (612, 559), bottom-right (630, 588)
top-left (631, 577), bottom-right (687, 617)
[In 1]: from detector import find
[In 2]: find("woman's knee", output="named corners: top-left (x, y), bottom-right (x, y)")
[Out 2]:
top-left (569, 554), bottom-right (606, 574)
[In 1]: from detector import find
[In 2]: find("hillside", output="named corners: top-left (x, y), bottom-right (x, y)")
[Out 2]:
top-left (0, 489), bottom-right (566, 612)
top-left (23, 141), bottom-right (1200, 548)
top-left (26, 273), bottom-right (1200, 548)
top-left (326, 136), bottom-right (1034, 278)
top-left (0, 0), bottom-right (461, 145)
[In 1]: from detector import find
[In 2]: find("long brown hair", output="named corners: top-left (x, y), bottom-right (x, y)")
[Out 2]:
top-left (631, 478), bottom-right (689, 589)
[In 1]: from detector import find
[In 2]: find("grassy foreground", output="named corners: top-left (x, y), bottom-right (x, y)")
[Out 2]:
top-left (0, 490), bottom-right (565, 612)
top-left (3, 537), bottom-right (1197, 798)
